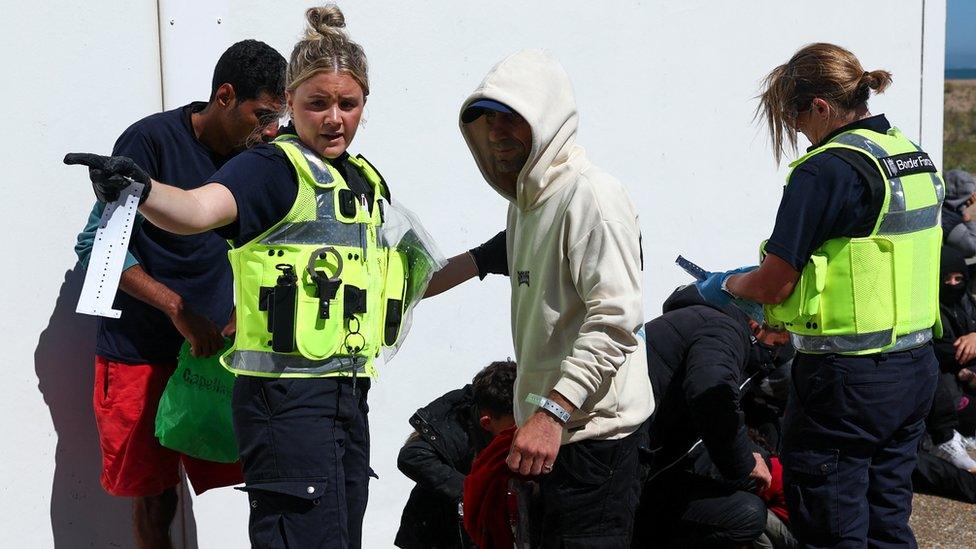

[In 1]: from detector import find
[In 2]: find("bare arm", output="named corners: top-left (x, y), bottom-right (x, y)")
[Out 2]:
top-left (75, 200), bottom-right (222, 356)
top-left (425, 230), bottom-right (508, 298)
top-left (138, 180), bottom-right (238, 235)
top-left (423, 252), bottom-right (479, 298)
top-left (119, 265), bottom-right (223, 357)
top-left (725, 253), bottom-right (800, 305)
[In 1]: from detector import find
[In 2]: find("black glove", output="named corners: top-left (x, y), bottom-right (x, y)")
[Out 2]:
top-left (64, 152), bottom-right (152, 204)
top-left (469, 230), bottom-right (508, 280)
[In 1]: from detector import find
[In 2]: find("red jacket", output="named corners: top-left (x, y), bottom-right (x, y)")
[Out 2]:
top-left (463, 427), bottom-right (518, 548)
top-left (761, 456), bottom-right (789, 523)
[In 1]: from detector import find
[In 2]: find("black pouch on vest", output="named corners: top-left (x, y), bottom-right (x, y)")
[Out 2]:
top-left (344, 285), bottom-right (367, 317)
top-left (259, 286), bottom-right (275, 332)
top-left (383, 299), bottom-right (403, 346)
top-left (338, 189), bottom-right (358, 219)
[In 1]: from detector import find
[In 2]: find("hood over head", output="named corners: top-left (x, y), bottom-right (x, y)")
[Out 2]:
top-left (663, 285), bottom-right (794, 375)
top-left (663, 284), bottom-right (751, 326)
top-left (944, 169), bottom-right (976, 209)
top-left (941, 245), bottom-right (970, 304)
top-left (459, 49), bottom-right (583, 211)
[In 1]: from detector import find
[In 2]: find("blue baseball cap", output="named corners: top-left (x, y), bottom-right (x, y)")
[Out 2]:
top-left (461, 99), bottom-right (513, 123)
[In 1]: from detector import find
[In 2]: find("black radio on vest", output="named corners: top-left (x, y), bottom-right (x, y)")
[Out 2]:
top-left (271, 264), bottom-right (298, 353)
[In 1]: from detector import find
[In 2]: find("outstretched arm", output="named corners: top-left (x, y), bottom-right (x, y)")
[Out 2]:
top-left (139, 180), bottom-right (238, 235)
top-left (65, 152), bottom-right (238, 235)
top-left (424, 252), bottom-right (479, 298)
top-left (424, 230), bottom-right (508, 298)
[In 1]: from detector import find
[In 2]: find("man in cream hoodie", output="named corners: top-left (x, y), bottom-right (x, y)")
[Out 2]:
top-left (459, 49), bottom-right (653, 546)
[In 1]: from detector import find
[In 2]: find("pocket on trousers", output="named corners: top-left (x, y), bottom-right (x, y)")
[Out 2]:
top-left (783, 448), bottom-right (840, 539)
top-left (557, 441), bottom-right (613, 488)
top-left (258, 378), bottom-right (305, 416)
top-left (96, 360), bottom-right (112, 405)
top-left (238, 481), bottom-right (328, 549)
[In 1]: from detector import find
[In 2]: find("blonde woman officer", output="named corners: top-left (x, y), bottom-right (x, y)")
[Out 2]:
top-left (65, 5), bottom-right (435, 548)
top-left (696, 43), bottom-right (944, 547)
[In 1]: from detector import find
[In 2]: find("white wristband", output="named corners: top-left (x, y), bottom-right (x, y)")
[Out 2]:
top-left (525, 393), bottom-right (571, 424)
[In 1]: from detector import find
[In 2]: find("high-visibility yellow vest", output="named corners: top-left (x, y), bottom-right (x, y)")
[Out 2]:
top-left (764, 127), bottom-right (944, 355)
top-left (220, 134), bottom-right (408, 377)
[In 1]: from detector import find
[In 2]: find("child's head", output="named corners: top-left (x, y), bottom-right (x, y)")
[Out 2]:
top-left (472, 359), bottom-right (517, 436)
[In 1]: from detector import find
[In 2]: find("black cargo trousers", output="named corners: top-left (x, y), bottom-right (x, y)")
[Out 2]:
top-left (233, 375), bottom-right (372, 549)
top-left (533, 428), bottom-right (645, 548)
top-left (782, 343), bottom-right (938, 548)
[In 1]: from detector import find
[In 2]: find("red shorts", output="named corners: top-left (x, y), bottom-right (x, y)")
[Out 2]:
top-left (93, 356), bottom-right (243, 497)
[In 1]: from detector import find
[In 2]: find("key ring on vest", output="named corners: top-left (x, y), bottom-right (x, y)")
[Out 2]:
top-left (344, 317), bottom-right (366, 354)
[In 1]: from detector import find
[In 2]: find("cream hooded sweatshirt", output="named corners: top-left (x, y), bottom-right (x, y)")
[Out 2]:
top-left (460, 50), bottom-right (653, 443)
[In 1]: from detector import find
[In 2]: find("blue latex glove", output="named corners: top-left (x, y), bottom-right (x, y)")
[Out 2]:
top-left (695, 267), bottom-right (753, 306)
top-left (695, 266), bottom-right (763, 321)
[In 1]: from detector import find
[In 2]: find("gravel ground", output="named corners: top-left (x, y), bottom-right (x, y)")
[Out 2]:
top-left (909, 447), bottom-right (975, 547)
top-left (910, 491), bottom-right (975, 548)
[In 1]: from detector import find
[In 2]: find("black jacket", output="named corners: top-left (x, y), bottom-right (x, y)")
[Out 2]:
top-left (644, 285), bottom-right (758, 482)
top-left (935, 247), bottom-right (976, 374)
top-left (935, 295), bottom-right (976, 374)
top-left (395, 385), bottom-right (489, 549)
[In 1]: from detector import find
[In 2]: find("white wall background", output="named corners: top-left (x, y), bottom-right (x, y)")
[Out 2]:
top-left (0, 1), bottom-right (945, 547)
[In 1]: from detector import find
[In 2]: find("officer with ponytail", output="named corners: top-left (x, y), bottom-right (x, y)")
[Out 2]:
top-left (695, 43), bottom-right (944, 546)
top-left (65, 5), bottom-right (442, 547)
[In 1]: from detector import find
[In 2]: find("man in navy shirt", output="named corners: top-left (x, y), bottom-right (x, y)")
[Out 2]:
top-left (74, 40), bottom-right (284, 548)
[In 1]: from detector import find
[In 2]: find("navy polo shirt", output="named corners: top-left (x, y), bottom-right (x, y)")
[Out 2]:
top-left (78, 103), bottom-right (235, 363)
top-left (765, 115), bottom-right (891, 271)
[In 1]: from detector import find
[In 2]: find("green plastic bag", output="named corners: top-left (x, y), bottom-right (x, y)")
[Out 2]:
top-left (155, 339), bottom-right (239, 463)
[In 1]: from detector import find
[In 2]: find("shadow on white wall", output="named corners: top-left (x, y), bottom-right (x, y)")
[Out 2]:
top-left (33, 266), bottom-right (200, 548)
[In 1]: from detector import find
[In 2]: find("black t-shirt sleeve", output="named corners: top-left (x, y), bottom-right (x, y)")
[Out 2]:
top-left (112, 125), bottom-right (159, 178)
top-left (211, 146), bottom-right (298, 246)
top-left (765, 153), bottom-right (877, 271)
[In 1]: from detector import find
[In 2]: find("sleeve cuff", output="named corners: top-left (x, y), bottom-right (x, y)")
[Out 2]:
top-left (122, 253), bottom-right (140, 271)
top-left (725, 429), bottom-right (757, 480)
top-left (551, 375), bottom-right (589, 411)
top-left (762, 242), bottom-right (805, 272)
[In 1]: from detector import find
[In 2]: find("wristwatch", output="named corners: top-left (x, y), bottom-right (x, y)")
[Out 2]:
top-left (525, 393), bottom-right (571, 424)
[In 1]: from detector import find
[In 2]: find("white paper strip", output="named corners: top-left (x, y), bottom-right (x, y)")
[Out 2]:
top-left (75, 182), bottom-right (145, 318)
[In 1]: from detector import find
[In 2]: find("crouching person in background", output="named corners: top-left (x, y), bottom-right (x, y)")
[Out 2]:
top-left (395, 360), bottom-right (518, 549)
top-left (633, 285), bottom-right (792, 548)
